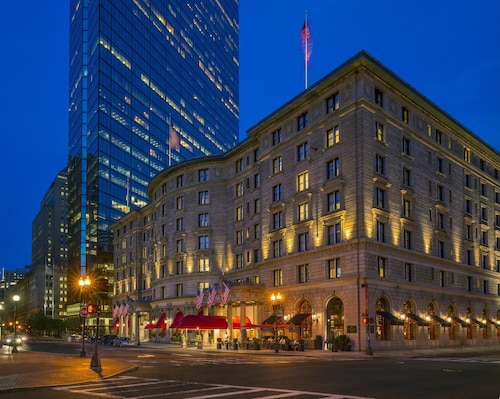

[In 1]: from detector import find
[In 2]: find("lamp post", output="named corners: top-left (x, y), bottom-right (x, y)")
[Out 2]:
top-left (90, 304), bottom-right (101, 370)
top-left (79, 276), bottom-right (91, 357)
top-left (12, 295), bottom-right (20, 353)
top-left (271, 293), bottom-right (282, 353)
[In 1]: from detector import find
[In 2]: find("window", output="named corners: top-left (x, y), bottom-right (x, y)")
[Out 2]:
top-left (254, 223), bottom-right (260, 239)
top-left (176, 196), bottom-right (184, 210)
top-left (272, 129), bottom-right (282, 146)
top-left (235, 206), bottom-right (243, 222)
top-left (465, 199), bottom-right (472, 214)
top-left (254, 173), bottom-right (260, 188)
top-left (327, 126), bottom-right (340, 147)
top-left (437, 212), bottom-right (444, 230)
top-left (482, 254), bottom-right (488, 269)
top-left (198, 235), bottom-right (209, 249)
top-left (437, 158), bottom-right (444, 174)
top-left (326, 92), bottom-right (339, 114)
top-left (375, 154), bottom-right (385, 175)
top-left (481, 231), bottom-right (488, 246)
top-left (402, 199), bottom-right (412, 219)
top-left (375, 187), bottom-right (386, 209)
top-left (436, 130), bottom-right (443, 144)
top-left (235, 182), bottom-right (243, 197)
top-left (327, 190), bottom-right (341, 212)
top-left (439, 271), bottom-right (445, 287)
top-left (176, 283), bottom-right (183, 297)
top-left (378, 257), bottom-right (386, 278)
top-left (437, 185), bottom-right (444, 202)
top-left (402, 137), bottom-right (411, 156)
top-left (298, 264), bottom-right (309, 283)
top-left (376, 221), bottom-right (385, 242)
top-left (254, 198), bottom-right (261, 214)
top-left (328, 223), bottom-right (341, 244)
top-left (273, 269), bottom-right (283, 287)
top-left (273, 240), bottom-right (283, 258)
top-left (273, 211), bottom-right (283, 229)
top-left (176, 239), bottom-right (185, 253)
top-left (328, 258), bottom-right (341, 279)
top-left (297, 171), bottom-right (309, 192)
top-left (481, 206), bottom-right (488, 222)
top-left (465, 224), bottom-right (473, 241)
top-left (254, 248), bottom-right (261, 263)
top-left (404, 230), bottom-right (412, 249)
top-left (272, 156), bottom-right (282, 174)
top-left (198, 190), bottom-right (210, 205)
top-left (198, 258), bottom-right (209, 272)
top-left (327, 158), bottom-right (340, 179)
top-left (176, 175), bottom-right (184, 187)
top-left (176, 260), bottom-right (184, 275)
top-left (272, 184), bottom-right (282, 201)
top-left (198, 213), bottom-right (209, 227)
top-left (374, 88), bottom-right (383, 106)
top-left (404, 263), bottom-right (412, 282)
top-left (464, 147), bottom-right (471, 163)
top-left (402, 107), bottom-right (409, 123)
top-left (438, 240), bottom-right (445, 258)
top-left (297, 112), bottom-right (308, 131)
top-left (236, 253), bottom-right (243, 269)
top-left (402, 167), bottom-right (411, 186)
top-left (175, 217), bottom-right (184, 232)
top-left (297, 142), bottom-right (309, 161)
top-left (376, 122), bottom-right (385, 142)
top-left (481, 183), bottom-right (487, 197)
top-left (298, 231), bottom-right (310, 252)
top-left (235, 158), bottom-right (243, 173)
top-left (298, 202), bottom-right (309, 221)
top-left (198, 168), bottom-right (209, 182)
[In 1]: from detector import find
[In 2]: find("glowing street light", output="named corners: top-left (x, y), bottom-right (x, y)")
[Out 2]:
top-left (12, 295), bottom-right (20, 353)
top-left (79, 277), bottom-right (91, 357)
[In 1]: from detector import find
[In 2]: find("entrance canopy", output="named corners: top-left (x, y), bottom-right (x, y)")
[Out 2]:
top-left (286, 313), bottom-right (311, 326)
top-left (153, 313), bottom-right (167, 329)
top-left (169, 313), bottom-right (255, 330)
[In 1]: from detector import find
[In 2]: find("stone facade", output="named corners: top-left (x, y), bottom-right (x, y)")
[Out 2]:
top-left (111, 51), bottom-right (500, 351)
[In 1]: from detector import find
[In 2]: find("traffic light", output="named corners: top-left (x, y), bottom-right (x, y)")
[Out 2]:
top-left (86, 304), bottom-right (98, 313)
top-left (362, 317), bottom-right (369, 324)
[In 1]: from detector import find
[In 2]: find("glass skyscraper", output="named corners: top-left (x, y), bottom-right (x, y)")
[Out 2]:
top-left (68, 0), bottom-right (239, 296)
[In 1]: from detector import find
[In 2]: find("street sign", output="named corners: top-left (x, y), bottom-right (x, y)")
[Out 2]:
top-left (80, 306), bottom-right (88, 316)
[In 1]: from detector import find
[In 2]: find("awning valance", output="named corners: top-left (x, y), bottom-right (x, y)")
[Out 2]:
top-left (153, 313), bottom-right (167, 329)
top-left (376, 311), bottom-right (404, 325)
top-left (175, 315), bottom-right (227, 330)
top-left (286, 313), bottom-right (311, 326)
top-left (450, 316), bottom-right (467, 326)
top-left (170, 311), bottom-right (184, 328)
top-left (430, 315), bottom-right (451, 327)
top-left (260, 315), bottom-right (277, 326)
top-left (231, 316), bottom-right (254, 329)
top-left (405, 313), bottom-right (428, 326)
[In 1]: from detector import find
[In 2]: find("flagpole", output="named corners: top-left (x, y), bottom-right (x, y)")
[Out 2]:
top-left (305, 12), bottom-right (308, 89)
top-left (168, 115), bottom-right (172, 167)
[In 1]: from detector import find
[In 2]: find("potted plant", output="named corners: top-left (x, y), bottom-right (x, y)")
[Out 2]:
top-left (298, 339), bottom-right (305, 351)
top-left (333, 334), bottom-right (351, 351)
top-left (216, 337), bottom-right (222, 349)
top-left (253, 338), bottom-right (260, 350)
top-left (233, 338), bottom-right (239, 350)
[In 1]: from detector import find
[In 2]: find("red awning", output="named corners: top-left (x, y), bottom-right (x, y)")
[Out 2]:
top-left (231, 316), bottom-right (254, 329)
top-left (153, 313), bottom-right (167, 329)
top-left (144, 317), bottom-right (155, 330)
top-left (111, 318), bottom-right (119, 329)
top-left (175, 314), bottom-right (227, 330)
top-left (170, 311), bottom-right (184, 328)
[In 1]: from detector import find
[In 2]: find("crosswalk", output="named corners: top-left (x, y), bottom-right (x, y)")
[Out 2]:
top-left (53, 376), bottom-right (375, 399)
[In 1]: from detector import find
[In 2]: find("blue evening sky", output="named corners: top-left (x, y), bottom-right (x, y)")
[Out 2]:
top-left (0, 1), bottom-right (498, 269)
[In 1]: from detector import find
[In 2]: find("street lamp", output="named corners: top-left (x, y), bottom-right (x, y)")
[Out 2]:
top-left (271, 293), bottom-right (282, 353)
top-left (79, 276), bottom-right (91, 357)
top-left (12, 295), bottom-right (20, 353)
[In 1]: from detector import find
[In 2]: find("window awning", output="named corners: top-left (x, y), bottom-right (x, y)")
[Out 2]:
top-left (430, 315), bottom-right (451, 327)
top-left (376, 311), bottom-right (404, 325)
top-left (175, 315), bottom-right (227, 330)
top-left (231, 316), bottom-right (254, 329)
top-left (153, 313), bottom-right (167, 329)
top-left (144, 318), bottom-right (155, 330)
top-left (469, 318), bottom-right (482, 326)
top-left (286, 313), bottom-right (311, 326)
top-left (170, 311), bottom-right (184, 328)
top-left (111, 318), bottom-right (119, 329)
top-left (450, 316), bottom-right (467, 326)
top-left (260, 315), bottom-right (288, 328)
top-left (405, 313), bottom-right (428, 326)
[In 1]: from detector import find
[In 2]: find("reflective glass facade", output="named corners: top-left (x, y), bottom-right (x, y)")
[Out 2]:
top-left (68, 0), bottom-right (239, 288)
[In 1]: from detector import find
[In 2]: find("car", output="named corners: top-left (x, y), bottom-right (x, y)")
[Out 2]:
top-left (3, 334), bottom-right (23, 346)
top-left (100, 334), bottom-right (117, 346)
top-left (112, 336), bottom-right (133, 347)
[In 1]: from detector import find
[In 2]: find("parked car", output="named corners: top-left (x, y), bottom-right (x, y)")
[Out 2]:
top-left (100, 334), bottom-right (117, 346)
top-left (112, 336), bottom-right (133, 347)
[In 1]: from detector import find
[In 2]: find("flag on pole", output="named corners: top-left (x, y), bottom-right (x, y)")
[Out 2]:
top-left (122, 302), bottom-right (129, 317)
top-left (207, 285), bottom-right (217, 307)
top-left (195, 288), bottom-right (204, 309)
top-left (169, 125), bottom-right (180, 152)
top-left (112, 303), bottom-right (118, 318)
top-left (301, 15), bottom-right (313, 65)
top-left (221, 282), bottom-right (230, 306)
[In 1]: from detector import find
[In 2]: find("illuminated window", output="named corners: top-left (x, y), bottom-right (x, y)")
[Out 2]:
top-left (298, 264), bottom-right (309, 283)
top-left (273, 269), bottom-right (283, 286)
top-left (198, 213), bottom-right (209, 227)
top-left (297, 171), bottom-right (309, 192)
top-left (328, 258), bottom-right (341, 279)
top-left (176, 196), bottom-right (184, 209)
top-left (327, 125), bottom-right (340, 147)
top-left (402, 199), bottom-right (411, 218)
top-left (235, 182), bottom-right (243, 197)
top-left (198, 190), bottom-right (210, 205)
top-left (378, 257), bottom-right (386, 278)
top-left (327, 190), bottom-right (341, 212)
top-left (198, 258), bottom-right (209, 272)
top-left (298, 202), bottom-right (309, 221)
top-left (272, 156), bottom-right (282, 174)
top-left (375, 122), bottom-right (385, 142)
top-left (235, 206), bottom-right (243, 222)
top-left (176, 284), bottom-right (183, 297)
top-left (402, 107), bottom-right (409, 123)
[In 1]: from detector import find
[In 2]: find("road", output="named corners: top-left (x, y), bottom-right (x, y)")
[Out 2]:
top-left (2, 341), bottom-right (499, 399)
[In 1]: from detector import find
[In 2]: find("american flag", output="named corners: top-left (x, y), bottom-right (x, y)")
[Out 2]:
top-left (301, 17), bottom-right (313, 65)
top-left (112, 303), bottom-right (118, 318)
top-left (122, 302), bottom-right (129, 317)
top-left (207, 285), bottom-right (217, 307)
top-left (195, 288), bottom-right (204, 309)
top-left (221, 282), bottom-right (230, 306)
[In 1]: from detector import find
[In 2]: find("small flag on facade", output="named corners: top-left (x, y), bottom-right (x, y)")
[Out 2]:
top-left (221, 282), bottom-right (230, 306)
top-left (207, 285), bottom-right (217, 307)
top-left (195, 288), bottom-right (204, 309)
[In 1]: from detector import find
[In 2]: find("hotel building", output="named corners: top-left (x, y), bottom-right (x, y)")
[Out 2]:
top-left (112, 51), bottom-right (500, 351)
